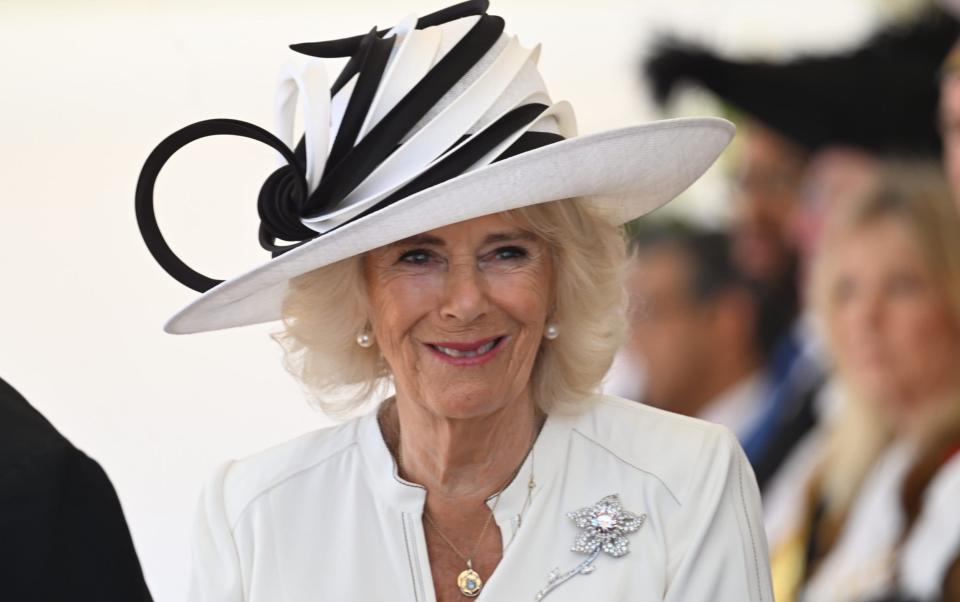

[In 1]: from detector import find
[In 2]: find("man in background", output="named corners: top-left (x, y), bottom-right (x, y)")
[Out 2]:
top-left (620, 227), bottom-right (769, 442)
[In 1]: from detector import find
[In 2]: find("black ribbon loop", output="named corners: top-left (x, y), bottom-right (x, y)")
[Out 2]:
top-left (135, 118), bottom-right (307, 293)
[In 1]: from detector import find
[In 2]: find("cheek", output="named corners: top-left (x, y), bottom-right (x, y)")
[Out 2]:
top-left (367, 273), bottom-right (441, 353)
top-left (890, 301), bottom-right (960, 360)
top-left (489, 274), bottom-right (550, 326)
top-left (640, 321), bottom-right (692, 369)
top-left (832, 303), bottom-right (864, 349)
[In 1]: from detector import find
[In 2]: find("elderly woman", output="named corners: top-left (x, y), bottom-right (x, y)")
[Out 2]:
top-left (771, 164), bottom-right (960, 602)
top-left (135, 2), bottom-right (772, 600)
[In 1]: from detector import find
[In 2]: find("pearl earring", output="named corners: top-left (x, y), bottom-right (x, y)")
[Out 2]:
top-left (544, 323), bottom-right (559, 340)
top-left (356, 330), bottom-right (374, 348)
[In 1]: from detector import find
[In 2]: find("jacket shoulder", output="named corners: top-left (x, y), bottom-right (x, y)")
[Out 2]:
top-left (219, 417), bottom-right (363, 526)
top-left (570, 395), bottom-right (742, 505)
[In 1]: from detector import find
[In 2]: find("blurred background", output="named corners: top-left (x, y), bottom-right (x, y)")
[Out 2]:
top-left (2, 0), bottom-right (958, 600)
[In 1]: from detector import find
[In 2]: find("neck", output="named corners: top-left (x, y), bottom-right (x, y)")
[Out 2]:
top-left (684, 350), bottom-right (760, 417)
top-left (893, 385), bottom-right (960, 445)
top-left (380, 393), bottom-right (542, 502)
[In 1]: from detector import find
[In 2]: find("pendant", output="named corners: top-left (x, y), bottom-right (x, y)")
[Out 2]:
top-left (457, 562), bottom-right (483, 597)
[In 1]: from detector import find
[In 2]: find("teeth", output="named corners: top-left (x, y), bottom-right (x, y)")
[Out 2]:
top-left (434, 339), bottom-right (498, 358)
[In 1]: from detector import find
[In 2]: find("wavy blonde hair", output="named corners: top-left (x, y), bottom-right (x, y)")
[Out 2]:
top-left (275, 198), bottom-right (629, 417)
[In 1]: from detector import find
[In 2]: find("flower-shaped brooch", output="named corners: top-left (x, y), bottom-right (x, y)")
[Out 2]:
top-left (535, 494), bottom-right (647, 600)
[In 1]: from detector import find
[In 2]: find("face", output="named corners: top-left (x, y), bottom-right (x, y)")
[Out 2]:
top-left (794, 147), bottom-right (879, 261)
top-left (793, 147), bottom-right (879, 284)
top-left (828, 218), bottom-right (960, 421)
top-left (940, 71), bottom-right (960, 202)
top-left (363, 213), bottom-right (553, 420)
top-left (732, 125), bottom-right (807, 286)
top-left (627, 248), bottom-right (712, 413)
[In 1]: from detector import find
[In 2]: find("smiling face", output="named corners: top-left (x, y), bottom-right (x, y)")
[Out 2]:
top-left (827, 217), bottom-right (960, 422)
top-left (363, 213), bottom-right (554, 420)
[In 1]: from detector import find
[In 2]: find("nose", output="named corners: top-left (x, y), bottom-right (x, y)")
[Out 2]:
top-left (440, 261), bottom-right (489, 324)
top-left (849, 289), bottom-right (886, 336)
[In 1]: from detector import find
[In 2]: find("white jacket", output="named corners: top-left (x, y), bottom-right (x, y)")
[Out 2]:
top-left (189, 395), bottom-right (773, 601)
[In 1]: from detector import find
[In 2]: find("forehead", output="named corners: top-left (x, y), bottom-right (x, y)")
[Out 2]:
top-left (834, 217), bottom-right (925, 269)
top-left (391, 213), bottom-right (538, 247)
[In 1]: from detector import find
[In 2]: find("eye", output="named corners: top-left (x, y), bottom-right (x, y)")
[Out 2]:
top-left (887, 273), bottom-right (921, 296)
top-left (833, 275), bottom-right (857, 305)
top-left (399, 249), bottom-right (434, 265)
top-left (493, 246), bottom-right (529, 261)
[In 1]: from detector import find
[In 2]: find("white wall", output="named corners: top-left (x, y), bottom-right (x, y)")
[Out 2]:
top-left (0, 1), bottom-right (890, 599)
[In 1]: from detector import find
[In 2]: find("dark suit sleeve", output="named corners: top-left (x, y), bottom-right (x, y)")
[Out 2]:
top-left (0, 376), bottom-right (153, 601)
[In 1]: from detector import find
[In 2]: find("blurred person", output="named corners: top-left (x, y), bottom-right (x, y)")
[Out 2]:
top-left (0, 376), bottom-right (153, 601)
top-left (772, 164), bottom-right (960, 602)
top-left (793, 147), bottom-right (882, 281)
top-left (620, 226), bottom-right (768, 442)
top-left (644, 4), bottom-right (958, 496)
top-left (733, 121), bottom-right (807, 308)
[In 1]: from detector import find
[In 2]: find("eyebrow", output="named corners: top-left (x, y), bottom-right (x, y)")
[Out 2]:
top-left (393, 229), bottom-right (537, 247)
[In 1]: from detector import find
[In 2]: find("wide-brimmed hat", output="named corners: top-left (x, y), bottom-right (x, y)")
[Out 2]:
top-left (136, 0), bottom-right (733, 334)
top-left (644, 6), bottom-right (958, 156)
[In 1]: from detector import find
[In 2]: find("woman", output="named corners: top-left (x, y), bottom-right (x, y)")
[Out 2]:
top-left (772, 164), bottom-right (960, 602)
top-left (135, 2), bottom-right (772, 600)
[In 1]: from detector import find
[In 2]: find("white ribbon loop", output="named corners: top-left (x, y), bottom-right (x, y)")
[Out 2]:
top-left (273, 57), bottom-right (331, 193)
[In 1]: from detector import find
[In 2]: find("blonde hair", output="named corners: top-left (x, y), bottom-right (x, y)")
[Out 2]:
top-left (275, 199), bottom-right (628, 417)
top-left (809, 161), bottom-right (960, 513)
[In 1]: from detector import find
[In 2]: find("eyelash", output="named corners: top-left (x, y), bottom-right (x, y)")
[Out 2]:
top-left (399, 249), bottom-right (434, 265)
top-left (397, 246), bottom-right (531, 265)
top-left (491, 246), bottom-right (529, 261)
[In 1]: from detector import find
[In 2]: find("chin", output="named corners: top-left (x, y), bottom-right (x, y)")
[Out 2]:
top-left (422, 385), bottom-right (520, 420)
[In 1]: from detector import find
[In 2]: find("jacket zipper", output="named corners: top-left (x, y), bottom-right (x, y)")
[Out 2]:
top-left (402, 512), bottom-right (425, 601)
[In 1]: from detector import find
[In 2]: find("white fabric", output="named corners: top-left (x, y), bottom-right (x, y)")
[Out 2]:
top-left (800, 441), bottom-right (960, 601)
top-left (899, 451), bottom-right (960, 598)
top-left (188, 395), bottom-right (773, 601)
top-left (698, 372), bottom-right (767, 441)
top-left (273, 58), bottom-right (330, 191)
top-left (801, 442), bottom-right (913, 601)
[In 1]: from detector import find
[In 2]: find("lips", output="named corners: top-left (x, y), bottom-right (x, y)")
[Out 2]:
top-left (425, 336), bottom-right (506, 365)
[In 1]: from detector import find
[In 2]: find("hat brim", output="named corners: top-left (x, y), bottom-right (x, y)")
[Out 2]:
top-left (165, 117), bottom-right (734, 334)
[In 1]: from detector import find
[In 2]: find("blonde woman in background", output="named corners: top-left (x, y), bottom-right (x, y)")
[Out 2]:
top-left (773, 164), bottom-right (960, 602)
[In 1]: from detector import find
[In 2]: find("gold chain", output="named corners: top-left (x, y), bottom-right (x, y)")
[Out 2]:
top-left (397, 433), bottom-right (538, 566)
top-left (422, 489), bottom-right (504, 565)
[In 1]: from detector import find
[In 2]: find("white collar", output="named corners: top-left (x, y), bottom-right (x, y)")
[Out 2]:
top-left (698, 373), bottom-right (766, 439)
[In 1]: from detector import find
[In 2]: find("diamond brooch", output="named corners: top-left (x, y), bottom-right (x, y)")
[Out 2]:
top-left (535, 494), bottom-right (646, 600)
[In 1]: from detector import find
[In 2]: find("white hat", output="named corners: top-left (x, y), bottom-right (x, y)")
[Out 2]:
top-left (136, 0), bottom-right (734, 334)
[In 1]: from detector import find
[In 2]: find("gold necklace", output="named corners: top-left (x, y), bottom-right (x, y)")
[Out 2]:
top-left (397, 442), bottom-right (537, 598)
top-left (423, 491), bottom-right (503, 597)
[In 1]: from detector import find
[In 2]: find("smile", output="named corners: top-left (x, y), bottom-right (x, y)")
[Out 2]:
top-left (425, 336), bottom-right (506, 365)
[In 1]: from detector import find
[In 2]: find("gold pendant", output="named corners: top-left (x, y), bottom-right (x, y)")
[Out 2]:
top-left (457, 566), bottom-right (483, 597)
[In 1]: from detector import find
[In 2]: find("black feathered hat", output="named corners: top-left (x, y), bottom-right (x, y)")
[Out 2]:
top-left (644, 7), bottom-right (959, 156)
